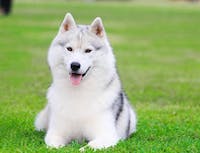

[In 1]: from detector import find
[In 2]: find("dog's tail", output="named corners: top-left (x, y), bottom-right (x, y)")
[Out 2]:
top-left (34, 105), bottom-right (49, 131)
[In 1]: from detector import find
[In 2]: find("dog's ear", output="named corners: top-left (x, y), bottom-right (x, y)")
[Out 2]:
top-left (60, 13), bottom-right (76, 32)
top-left (90, 17), bottom-right (105, 38)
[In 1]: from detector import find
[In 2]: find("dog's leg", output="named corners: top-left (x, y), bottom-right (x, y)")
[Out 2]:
top-left (129, 107), bottom-right (137, 134)
top-left (35, 105), bottom-right (49, 131)
top-left (80, 113), bottom-right (119, 151)
top-left (44, 113), bottom-right (70, 148)
top-left (45, 129), bottom-right (67, 148)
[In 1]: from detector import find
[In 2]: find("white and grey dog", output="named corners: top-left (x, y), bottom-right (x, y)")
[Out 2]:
top-left (35, 13), bottom-right (137, 150)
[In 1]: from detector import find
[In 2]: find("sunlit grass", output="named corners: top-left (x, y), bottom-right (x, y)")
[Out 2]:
top-left (0, 1), bottom-right (200, 152)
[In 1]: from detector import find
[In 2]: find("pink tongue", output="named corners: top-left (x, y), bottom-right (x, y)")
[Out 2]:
top-left (70, 74), bottom-right (82, 86)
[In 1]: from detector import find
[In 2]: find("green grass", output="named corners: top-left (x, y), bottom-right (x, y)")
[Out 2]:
top-left (0, 1), bottom-right (200, 152)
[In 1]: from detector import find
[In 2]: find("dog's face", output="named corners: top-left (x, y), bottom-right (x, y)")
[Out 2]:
top-left (49, 13), bottom-right (112, 86)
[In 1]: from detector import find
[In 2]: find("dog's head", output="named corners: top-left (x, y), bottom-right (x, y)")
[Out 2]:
top-left (48, 13), bottom-right (115, 86)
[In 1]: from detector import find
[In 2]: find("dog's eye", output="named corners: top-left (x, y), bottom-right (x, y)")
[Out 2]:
top-left (66, 47), bottom-right (73, 52)
top-left (85, 49), bottom-right (92, 53)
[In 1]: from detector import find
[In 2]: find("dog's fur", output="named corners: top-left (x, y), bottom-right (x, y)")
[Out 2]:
top-left (35, 13), bottom-right (137, 150)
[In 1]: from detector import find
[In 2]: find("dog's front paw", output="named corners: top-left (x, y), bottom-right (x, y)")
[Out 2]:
top-left (45, 134), bottom-right (66, 149)
top-left (80, 138), bottom-right (118, 151)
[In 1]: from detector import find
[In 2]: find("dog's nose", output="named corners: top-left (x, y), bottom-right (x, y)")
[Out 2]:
top-left (71, 62), bottom-right (81, 71)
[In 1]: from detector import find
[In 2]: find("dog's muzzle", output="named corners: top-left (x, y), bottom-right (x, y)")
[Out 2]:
top-left (69, 67), bottom-right (91, 86)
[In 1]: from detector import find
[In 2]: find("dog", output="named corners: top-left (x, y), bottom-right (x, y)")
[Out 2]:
top-left (35, 13), bottom-right (137, 151)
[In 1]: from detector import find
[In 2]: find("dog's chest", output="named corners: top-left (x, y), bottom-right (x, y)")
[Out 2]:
top-left (48, 87), bottom-right (110, 118)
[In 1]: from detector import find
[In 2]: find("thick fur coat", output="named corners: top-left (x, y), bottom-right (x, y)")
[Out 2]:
top-left (35, 13), bottom-right (137, 150)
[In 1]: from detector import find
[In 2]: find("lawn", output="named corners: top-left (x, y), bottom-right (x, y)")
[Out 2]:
top-left (0, 1), bottom-right (200, 152)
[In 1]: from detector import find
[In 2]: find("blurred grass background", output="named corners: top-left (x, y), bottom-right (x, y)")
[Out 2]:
top-left (0, 0), bottom-right (200, 152)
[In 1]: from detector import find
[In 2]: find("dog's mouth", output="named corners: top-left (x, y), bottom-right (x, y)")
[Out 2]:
top-left (69, 67), bottom-right (90, 86)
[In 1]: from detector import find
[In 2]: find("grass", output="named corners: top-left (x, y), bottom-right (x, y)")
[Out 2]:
top-left (0, 1), bottom-right (200, 152)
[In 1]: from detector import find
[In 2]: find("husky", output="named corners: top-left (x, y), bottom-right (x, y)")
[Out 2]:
top-left (34, 13), bottom-right (137, 150)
